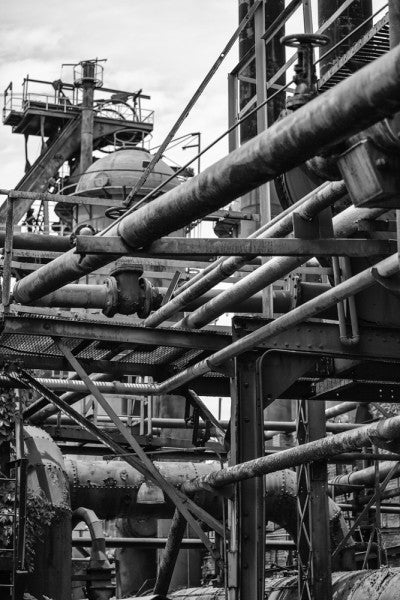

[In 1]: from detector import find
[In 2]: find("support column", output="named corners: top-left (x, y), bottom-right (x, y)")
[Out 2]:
top-left (297, 399), bottom-right (332, 600)
top-left (79, 61), bottom-right (95, 174)
top-left (229, 353), bottom-right (265, 600)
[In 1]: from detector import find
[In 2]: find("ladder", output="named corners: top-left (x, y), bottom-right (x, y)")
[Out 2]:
top-left (0, 412), bottom-right (28, 599)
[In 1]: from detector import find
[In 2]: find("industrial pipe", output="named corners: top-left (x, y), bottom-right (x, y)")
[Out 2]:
top-left (12, 44), bottom-right (400, 305)
top-left (166, 568), bottom-right (400, 599)
top-left (0, 231), bottom-right (71, 252)
top-left (144, 180), bottom-right (344, 327)
top-left (176, 201), bottom-right (386, 329)
top-left (19, 251), bottom-right (400, 403)
top-left (325, 402), bottom-right (359, 420)
top-left (170, 182), bottom-right (332, 300)
top-left (42, 414), bottom-right (363, 433)
top-left (65, 460), bottom-right (352, 563)
top-left (181, 406), bottom-right (400, 494)
top-left (330, 461), bottom-right (400, 496)
top-left (71, 537), bottom-right (295, 550)
top-left (31, 283), bottom-right (294, 315)
top-left (72, 507), bottom-right (114, 600)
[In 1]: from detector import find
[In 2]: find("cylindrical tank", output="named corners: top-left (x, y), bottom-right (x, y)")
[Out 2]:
top-left (75, 147), bottom-right (180, 232)
top-left (24, 426), bottom-right (71, 600)
top-left (167, 568), bottom-right (400, 599)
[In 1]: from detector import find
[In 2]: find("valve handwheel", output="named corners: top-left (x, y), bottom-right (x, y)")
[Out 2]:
top-left (281, 33), bottom-right (329, 48)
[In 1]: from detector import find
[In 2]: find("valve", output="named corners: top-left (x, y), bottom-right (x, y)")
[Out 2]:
top-left (281, 33), bottom-right (329, 110)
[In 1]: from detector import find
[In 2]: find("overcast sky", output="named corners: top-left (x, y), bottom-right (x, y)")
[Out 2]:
top-left (0, 0), bottom-right (387, 190)
top-left (0, 0), bottom-right (240, 189)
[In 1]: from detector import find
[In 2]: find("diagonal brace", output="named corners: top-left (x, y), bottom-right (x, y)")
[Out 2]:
top-left (55, 339), bottom-right (224, 548)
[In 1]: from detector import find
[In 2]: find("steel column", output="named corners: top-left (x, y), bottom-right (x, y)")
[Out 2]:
top-left (230, 353), bottom-right (265, 600)
top-left (296, 399), bottom-right (332, 600)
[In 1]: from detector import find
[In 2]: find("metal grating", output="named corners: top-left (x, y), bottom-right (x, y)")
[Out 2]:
top-left (318, 13), bottom-right (390, 92)
top-left (0, 311), bottom-right (231, 379)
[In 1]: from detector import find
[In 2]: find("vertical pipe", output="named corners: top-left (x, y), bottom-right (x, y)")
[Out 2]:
top-left (254, 1), bottom-right (273, 317)
top-left (2, 198), bottom-right (14, 312)
top-left (79, 62), bottom-right (95, 174)
top-left (228, 74), bottom-right (239, 154)
top-left (153, 509), bottom-right (188, 596)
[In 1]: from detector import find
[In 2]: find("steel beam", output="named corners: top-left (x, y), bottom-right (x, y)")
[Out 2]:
top-left (1, 314), bottom-right (230, 352)
top-left (232, 317), bottom-right (400, 362)
top-left (229, 353), bottom-right (265, 600)
top-left (74, 235), bottom-right (393, 258)
top-left (296, 398), bottom-right (332, 600)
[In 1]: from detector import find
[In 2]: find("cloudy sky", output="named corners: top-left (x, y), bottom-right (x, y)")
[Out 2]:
top-left (0, 0), bottom-right (387, 190)
top-left (0, 0), bottom-right (240, 189)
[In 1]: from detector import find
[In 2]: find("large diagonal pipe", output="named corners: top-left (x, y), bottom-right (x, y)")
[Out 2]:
top-left (181, 409), bottom-right (400, 494)
top-left (12, 44), bottom-right (400, 305)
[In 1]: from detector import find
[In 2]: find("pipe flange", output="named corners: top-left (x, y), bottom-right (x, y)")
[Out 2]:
top-left (102, 277), bottom-right (119, 318)
top-left (109, 257), bottom-right (143, 278)
top-left (137, 277), bottom-right (153, 319)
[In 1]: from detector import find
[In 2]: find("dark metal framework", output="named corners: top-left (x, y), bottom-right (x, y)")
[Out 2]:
top-left (2, 2), bottom-right (400, 600)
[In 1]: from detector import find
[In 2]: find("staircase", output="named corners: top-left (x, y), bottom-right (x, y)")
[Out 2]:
top-left (0, 115), bottom-right (82, 224)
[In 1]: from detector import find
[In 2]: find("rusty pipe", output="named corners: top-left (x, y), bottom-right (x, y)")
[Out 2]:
top-left (166, 569), bottom-right (400, 599)
top-left (19, 252), bottom-right (400, 403)
top-left (181, 408), bottom-right (400, 494)
top-left (13, 44), bottom-right (400, 305)
top-left (330, 461), bottom-right (400, 496)
top-left (144, 180), bottom-right (343, 327)
top-left (65, 460), bottom-right (352, 561)
top-left (30, 283), bottom-right (294, 315)
top-left (0, 231), bottom-right (71, 252)
top-left (177, 201), bottom-right (385, 330)
top-left (72, 507), bottom-right (114, 600)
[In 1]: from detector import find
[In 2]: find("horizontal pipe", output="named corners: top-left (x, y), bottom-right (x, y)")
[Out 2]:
top-left (35, 284), bottom-right (109, 309)
top-left (72, 536), bottom-right (205, 549)
top-left (0, 231), bottom-right (71, 252)
top-left (72, 536), bottom-right (296, 550)
top-left (13, 44), bottom-right (400, 305)
top-left (31, 283), bottom-right (294, 314)
top-left (42, 414), bottom-right (362, 433)
top-left (339, 503), bottom-right (400, 515)
top-left (325, 402), bottom-right (359, 420)
top-left (181, 409), bottom-right (400, 494)
top-left (331, 461), bottom-right (400, 495)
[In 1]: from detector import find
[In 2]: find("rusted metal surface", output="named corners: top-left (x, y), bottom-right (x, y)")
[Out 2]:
top-left (181, 407), bottom-right (400, 494)
top-left (152, 568), bottom-right (400, 598)
top-left (144, 180), bottom-right (345, 327)
top-left (177, 202), bottom-right (386, 329)
top-left (13, 43), bottom-right (400, 304)
top-left (23, 426), bottom-right (71, 600)
top-left (331, 461), bottom-right (400, 495)
top-left (65, 459), bottom-right (219, 520)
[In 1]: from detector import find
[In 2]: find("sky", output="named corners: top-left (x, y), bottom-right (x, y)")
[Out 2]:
top-left (0, 0), bottom-right (388, 189)
top-left (0, 0), bottom-right (239, 189)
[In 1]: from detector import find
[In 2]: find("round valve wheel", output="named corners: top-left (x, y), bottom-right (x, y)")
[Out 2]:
top-left (280, 33), bottom-right (330, 48)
